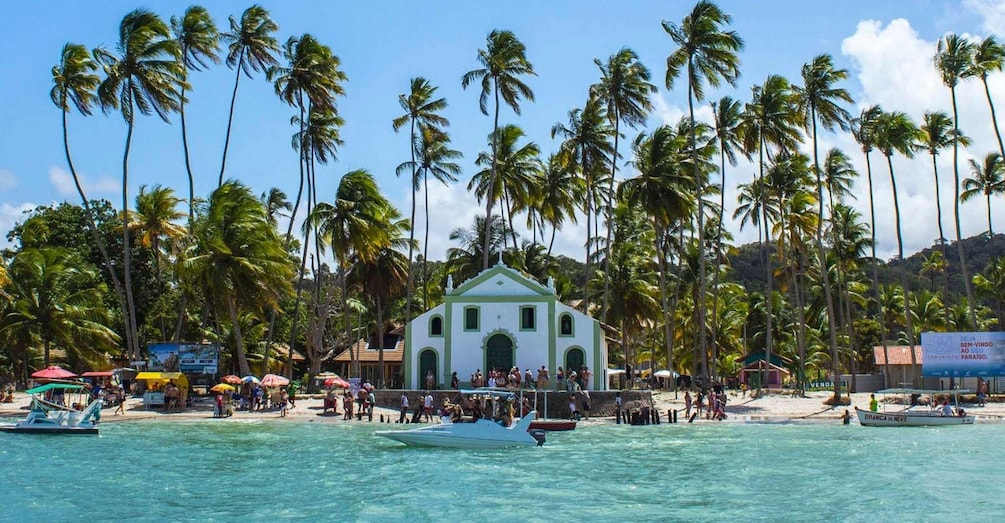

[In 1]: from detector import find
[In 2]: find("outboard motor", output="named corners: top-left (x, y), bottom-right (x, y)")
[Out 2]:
top-left (529, 428), bottom-right (546, 446)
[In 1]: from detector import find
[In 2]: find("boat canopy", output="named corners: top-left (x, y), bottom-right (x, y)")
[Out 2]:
top-left (26, 382), bottom-right (86, 394)
top-left (877, 388), bottom-right (972, 395)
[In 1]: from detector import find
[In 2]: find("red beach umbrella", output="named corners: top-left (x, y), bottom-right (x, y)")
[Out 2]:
top-left (260, 374), bottom-right (290, 388)
top-left (221, 375), bottom-right (243, 385)
top-left (324, 376), bottom-right (351, 389)
top-left (31, 366), bottom-right (78, 379)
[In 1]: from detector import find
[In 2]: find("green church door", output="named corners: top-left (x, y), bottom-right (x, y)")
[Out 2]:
top-left (566, 348), bottom-right (585, 387)
top-left (419, 349), bottom-right (438, 389)
top-left (486, 334), bottom-right (514, 373)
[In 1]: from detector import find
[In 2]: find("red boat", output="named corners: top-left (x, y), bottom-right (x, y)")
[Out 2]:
top-left (529, 419), bottom-right (577, 432)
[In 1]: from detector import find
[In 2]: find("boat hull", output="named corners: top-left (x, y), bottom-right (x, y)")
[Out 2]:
top-left (376, 413), bottom-right (541, 449)
top-left (855, 407), bottom-right (975, 427)
top-left (529, 420), bottom-right (577, 432)
top-left (0, 425), bottom-right (99, 435)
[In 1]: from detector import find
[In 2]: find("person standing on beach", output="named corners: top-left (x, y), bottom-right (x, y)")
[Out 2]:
top-left (869, 394), bottom-right (879, 412)
top-left (399, 392), bottom-right (409, 423)
top-left (450, 372), bottom-right (459, 389)
top-left (367, 390), bottom-right (376, 421)
top-left (684, 391), bottom-right (692, 418)
top-left (841, 410), bottom-right (851, 424)
top-left (115, 387), bottom-right (126, 415)
top-left (423, 391), bottom-right (434, 422)
top-left (556, 367), bottom-right (564, 391)
top-left (537, 366), bottom-right (549, 390)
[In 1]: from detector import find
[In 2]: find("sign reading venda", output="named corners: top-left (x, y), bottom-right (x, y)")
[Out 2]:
top-left (921, 332), bottom-right (1005, 377)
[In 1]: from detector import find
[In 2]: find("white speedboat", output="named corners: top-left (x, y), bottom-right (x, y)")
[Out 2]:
top-left (856, 388), bottom-right (975, 427)
top-left (0, 382), bottom-right (101, 435)
top-left (376, 389), bottom-right (545, 449)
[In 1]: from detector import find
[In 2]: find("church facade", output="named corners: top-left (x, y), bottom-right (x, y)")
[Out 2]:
top-left (404, 261), bottom-right (608, 391)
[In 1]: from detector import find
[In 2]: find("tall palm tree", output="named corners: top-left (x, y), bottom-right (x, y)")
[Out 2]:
top-left (935, 33), bottom-right (979, 330)
top-left (171, 5), bottom-right (220, 229)
top-left (850, 105), bottom-right (888, 384)
top-left (261, 187), bottom-right (291, 228)
top-left (51, 42), bottom-right (131, 356)
top-left (537, 152), bottom-right (585, 258)
top-left (219, 5), bottom-right (280, 185)
top-left (184, 181), bottom-right (294, 376)
top-left (313, 170), bottom-right (397, 377)
top-left (552, 96), bottom-right (614, 314)
top-left (392, 77), bottom-right (448, 321)
top-left (95, 9), bottom-right (185, 360)
top-left (710, 95), bottom-right (743, 382)
top-left (131, 185), bottom-right (186, 296)
top-left (396, 125), bottom-right (462, 310)
top-left (446, 215), bottom-right (510, 283)
top-left (970, 36), bottom-right (1005, 158)
top-left (471, 124), bottom-right (542, 250)
top-left (962, 152), bottom-right (1005, 253)
top-left (591, 47), bottom-right (656, 322)
top-left (462, 29), bottom-right (536, 270)
top-left (796, 53), bottom-right (852, 403)
top-left (2, 248), bottom-right (120, 369)
top-left (874, 110), bottom-right (921, 382)
top-left (664, 0), bottom-right (743, 382)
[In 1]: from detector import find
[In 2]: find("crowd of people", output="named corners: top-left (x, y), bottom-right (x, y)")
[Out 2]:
top-left (466, 365), bottom-right (593, 392)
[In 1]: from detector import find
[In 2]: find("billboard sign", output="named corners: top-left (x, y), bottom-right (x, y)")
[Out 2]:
top-left (148, 343), bottom-right (220, 375)
top-left (921, 332), bottom-right (1005, 377)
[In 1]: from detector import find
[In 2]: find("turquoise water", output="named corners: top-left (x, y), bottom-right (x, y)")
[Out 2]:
top-left (1, 419), bottom-right (1003, 521)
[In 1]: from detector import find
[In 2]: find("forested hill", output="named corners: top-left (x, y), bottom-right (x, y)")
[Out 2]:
top-left (728, 232), bottom-right (1004, 299)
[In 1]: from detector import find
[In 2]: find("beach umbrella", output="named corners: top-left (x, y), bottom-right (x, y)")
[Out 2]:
top-left (260, 374), bottom-right (290, 388)
top-left (221, 375), bottom-right (242, 385)
top-left (654, 370), bottom-right (675, 379)
top-left (315, 372), bottom-right (337, 380)
top-left (210, 383), bottom-right (235, 393)
top-left (324, 376), bottom-right (351, 389)
top-left (242, 375), bottom-right (261, 384)
top-left (31, 366), bottom-right (78, 379)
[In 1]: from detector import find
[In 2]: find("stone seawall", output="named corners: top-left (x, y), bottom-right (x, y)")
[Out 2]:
top-left (373, 389), bottom-right (653, 418)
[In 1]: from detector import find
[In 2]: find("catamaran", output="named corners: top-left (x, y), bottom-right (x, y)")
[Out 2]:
top-left (0, 382), bottom-right (101, 435)
top-left (376, 389), bottom-right (545, 449)
top-left (855, 388), bottom-right (975, 427)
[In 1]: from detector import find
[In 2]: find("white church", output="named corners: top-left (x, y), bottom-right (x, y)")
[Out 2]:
top-left (404, 260), bottom-right (608, 391)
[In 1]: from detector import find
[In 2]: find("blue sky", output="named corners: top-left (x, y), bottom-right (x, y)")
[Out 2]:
top-left (2, 0), bottom-right (1004, 261)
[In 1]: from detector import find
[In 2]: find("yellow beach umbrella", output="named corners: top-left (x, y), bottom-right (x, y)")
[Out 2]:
top-left (210, 383), bottom-right (235, 393)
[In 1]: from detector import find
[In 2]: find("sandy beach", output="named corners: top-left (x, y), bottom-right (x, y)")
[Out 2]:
top-left (3, 389), bottom-right (1004, 426)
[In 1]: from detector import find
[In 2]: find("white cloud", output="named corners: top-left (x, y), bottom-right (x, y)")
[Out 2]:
top-left (965, 0), bottom-right (1005, 34)
top-left (0, 169), bottom-right (16, 191)
top-left (0, 202), bottom-right (36, 248)
top-left (48, 166), bottom-right (118, 198)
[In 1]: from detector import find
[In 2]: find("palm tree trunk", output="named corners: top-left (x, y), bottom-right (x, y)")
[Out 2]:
top-left (504, 187), bottom-right (519, 250)
top-left (62, 106), bottom-right (132, 359)
top-left (688, 66), bottom-right (710, 385)
top-left (864, 150), bottom-right (890, 387)
top-left (286, 175), bottom-right (312, 379)
top-left (228, 298), bottom-right (250, 376)
top-left (406, 119), bottom-right (417, 323)
top-left (711, 142), bottom-right (728, 384)
top-left (984, 77), bottom-right (1005, 159)
top-left (759, 136), bottom-right (773, 393)
top-left (655, 223), bottom-right (674, 391)
top-left (584, 168), bottom-right (592, 315)
top-left (810, 109), bottom-right (842, 403)
top-left (601, 115), bottom-right (621, 323)
top-left (888, 154), bottom-right (918, 383)
top-left (547, 224), bottom-right (557, 259)
top-left (219, 49), bottom-right (244, 187)
top-left (122, 91), bottom-right (140, 361)
top-left (423, 171), bottom-right (431, 311)
top-left (930, 153), bottom-right (952, 328)
top-left (951, 86), bottom-right (979, 330)
top-left (377, 299), bottom-right (385, 388)
top-left (987, 193), bottom-right (995, 255)
top-left (482, 80), bottom-right (500, 270)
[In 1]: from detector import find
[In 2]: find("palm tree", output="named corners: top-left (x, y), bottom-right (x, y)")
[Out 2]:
top-left (184, 181), bottom-right (294, 376)
top-left (392, 78), bottom-right (448, 322)
top-left (664, 0), bottom-right (743, 383)
top-left (462, 29), bottom-right (536, 270)
top-left (95, 9), bottom-right (185, 360)
top-left (261, 187), bottom-right (291, 228)
top-left (51, 42), bottom-right (132, 356)
top-left (219, 5), bottom-right (280, 185)
top-left (447, 215), bottom-right (510, 283)
top-left (850, 105), bottom-right (888, 384)
top-left (711, 95), bottom-right (743, 382)
top-left (313, 170), bottom-right (397, 378)
top-left (171, 5), bottom-right (220, 229)
top-left (2, 248), bottom-right (120, 369)
top-left (935, 33), bottom-right (979, 330)
top-left (131, 185), bottom-right (186, 295)
top-left (537, 152), bottom-right (585, 258)
top-left (962, 152), bottom-right (1005, 253)
top-left (591, 47), bottom-right (657, 322)
top-left (796, 53), bottom-right (852, 403)
top-left (552, 96), bottom-right (614, 314)
top-left (396, 125), bottom-right (462, 309)
top-left (471, 124), bottom-right (542, 250)
top-left (974, 258), bottom-right (1005, 327)
top-left (970, 36), bottom-right (1005, 158)
top-left (874, 110), bottom-right (921, 382)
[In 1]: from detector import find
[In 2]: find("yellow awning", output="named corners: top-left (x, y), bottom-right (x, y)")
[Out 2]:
top-left (135, 372), bottom-right (189, 387)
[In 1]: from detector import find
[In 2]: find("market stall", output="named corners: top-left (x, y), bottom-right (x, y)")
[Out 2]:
top-left (135, 372), bottom-right (189, 410)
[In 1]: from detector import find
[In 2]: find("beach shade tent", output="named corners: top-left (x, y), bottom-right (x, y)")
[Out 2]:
top-left (324, 376), bottom-right (351, 389)
top-left (31, 366), bottom-right (78, 380)
top-left (315, 372), bottom-right (337, 380)
top-left (242, 376), bottom-right (261, 384)
top-left (135, 372), bottom-right (190, 388)
top-left (260, 374), bottom-right (290, 388)
top-left (221, 375), bottom-right (243, 385)
top-left (210, 383), bottom-right (235, 393)
top-left (81, 371), bottom-right (114, 378)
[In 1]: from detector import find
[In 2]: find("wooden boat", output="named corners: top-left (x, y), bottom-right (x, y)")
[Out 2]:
top-left (856, 388), bottom-right (975, 427)
top-left (0, 382), bottom-right (101, 435)
top-left (529, 419), bottom-right (577, 432)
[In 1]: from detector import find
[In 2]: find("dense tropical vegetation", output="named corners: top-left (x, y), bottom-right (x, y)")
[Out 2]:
top-left (4, 3), bottom-right (1005, 401)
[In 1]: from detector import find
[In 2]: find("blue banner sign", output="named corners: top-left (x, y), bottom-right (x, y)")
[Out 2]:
top-left (921, 332), bottom-right (1005, 377)
top-left (148, 343), bottom-right (220, 374)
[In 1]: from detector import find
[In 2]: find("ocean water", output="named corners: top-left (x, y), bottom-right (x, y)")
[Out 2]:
top-left (1, 419), bottom-right (1003, 522)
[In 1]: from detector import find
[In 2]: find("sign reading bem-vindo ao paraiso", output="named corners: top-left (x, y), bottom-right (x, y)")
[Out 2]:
top-left (921, 332), bottom-right (1005, 377)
